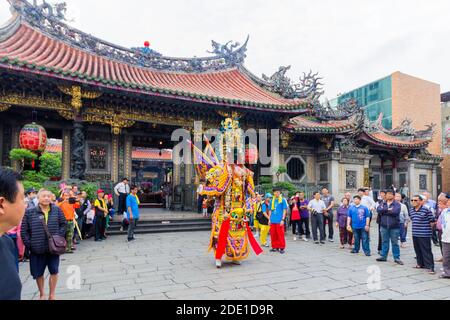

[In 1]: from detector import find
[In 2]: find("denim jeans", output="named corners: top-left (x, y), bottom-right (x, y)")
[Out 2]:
top-left (353, 228), bottom-right (370, 254)
top-left (127, 218), bottom-right (139, 240)
top-left (399, 223), bottom-right (407, 243)
top-left (380, 227), bottom-right (400, 260)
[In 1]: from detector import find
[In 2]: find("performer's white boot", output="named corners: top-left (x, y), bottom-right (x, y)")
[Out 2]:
top-left (215, 259), bottom-right (222, 268)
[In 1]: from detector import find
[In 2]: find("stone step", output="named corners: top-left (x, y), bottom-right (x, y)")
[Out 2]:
top-left (107, 225), bottom-right (211, 235)
top-left (109, 218), bottom-right (210, 226)
top-left (108, 220), bottom-right (211, 230)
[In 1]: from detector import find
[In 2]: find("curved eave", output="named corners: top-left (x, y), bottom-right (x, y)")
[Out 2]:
top-left (358, 132), bottom-right (430, 149)
top-left (0, 10), bottom-right (308, 113)
top-left (285, 126), bottom-right (354, 135)
top-left (283, 116), bottom-right (356, 134)
top-left (0, 59), bottom-right (308, 113)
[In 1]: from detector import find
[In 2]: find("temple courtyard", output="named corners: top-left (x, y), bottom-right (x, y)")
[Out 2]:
top-left (18, 224), bottom-right (450, 300)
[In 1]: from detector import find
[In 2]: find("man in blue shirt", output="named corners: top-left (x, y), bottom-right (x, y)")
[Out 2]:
top-left (347, 195), bottom-right (371, 256)
top-left (376, 189), bottom-right (403, 265)
top-left (126, 185), bottom-right (140, 242)
top-left (269, 187), bottom-right (288, 254)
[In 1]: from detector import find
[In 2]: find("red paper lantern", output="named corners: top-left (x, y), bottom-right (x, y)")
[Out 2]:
top-left (245, 144), bottom-right (258, 164)
top-left (144, 41), bottom-right (150, 47)
top-left (19, 122), bottom-right (47, 152)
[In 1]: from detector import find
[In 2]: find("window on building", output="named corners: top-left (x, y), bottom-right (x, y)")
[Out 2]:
top-left (399, 173), bottom-right (407, 188)
top-left (385, 174), bottom-right (393, 189)
top-left (319, 164), bottom-right (328, 181)
top-left (346, 171), bottom-right (357, 189)
top-left (89, 145), bottom-right (107, 170)
top-left (419, 175), bottom-right (427, 190)
top-left (373, 174), bottom-right (381, 190)
top-left (286, 157), bottom-right (305, 181)
top-left (369, 82), bottom-right (379, 90)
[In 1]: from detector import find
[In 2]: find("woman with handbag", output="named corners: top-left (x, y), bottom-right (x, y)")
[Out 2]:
top-left (21, 189), bottom-right (67, 300)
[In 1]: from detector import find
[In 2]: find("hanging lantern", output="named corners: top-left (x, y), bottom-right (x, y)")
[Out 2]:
top-left (19, 122), bottom-right (47, 152)
top-left (245, 144), bottom-right (258, 164)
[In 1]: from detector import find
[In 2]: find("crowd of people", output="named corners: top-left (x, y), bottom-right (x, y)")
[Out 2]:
top-left (247, 186), bottom-right (450, 278)
top-left (1, 164), bottom-right (450, 300)
top-left (0, 169), bottom-right (141, 300)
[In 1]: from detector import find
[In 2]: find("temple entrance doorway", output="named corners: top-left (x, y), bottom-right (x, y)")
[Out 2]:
top-left (132, 148), bottom-right (173, 208)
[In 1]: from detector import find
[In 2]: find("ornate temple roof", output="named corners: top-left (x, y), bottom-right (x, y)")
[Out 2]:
top-left (285, 104), bottom-right (436, 151)
top-left (0, 0), bottom-right (320, 112)
top-left (284, 116), bottom-right (356, 134)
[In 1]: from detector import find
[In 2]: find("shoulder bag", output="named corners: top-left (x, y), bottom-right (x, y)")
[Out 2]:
top-left (41, 216), bottom-right (67, 255)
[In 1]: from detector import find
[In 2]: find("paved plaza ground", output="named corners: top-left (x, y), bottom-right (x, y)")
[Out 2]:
top-left (18, 225), bottom-right (450, 300)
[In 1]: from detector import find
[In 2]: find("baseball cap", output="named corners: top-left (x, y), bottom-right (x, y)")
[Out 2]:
top-left (25, 188), bottom-right (36, 195)
top-left (264, 193), bottom-right (273, 199)
top-left (97, 189), bottom-right (104, 194)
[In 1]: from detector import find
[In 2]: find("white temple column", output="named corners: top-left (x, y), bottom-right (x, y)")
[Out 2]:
top-left (330, 152), bottom-right (340, 198)
top-left (408, 160), bottom-right (417, 197)
top-left (432, 167), bottom-right (437, 198)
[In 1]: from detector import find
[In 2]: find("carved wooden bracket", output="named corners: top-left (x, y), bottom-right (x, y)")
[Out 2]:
top-left (280, 131), bottom-right (292, 149)
top-left (0, 103), bottom-right (11, 112)
top-left (58, 85), bottom-right (102, 116)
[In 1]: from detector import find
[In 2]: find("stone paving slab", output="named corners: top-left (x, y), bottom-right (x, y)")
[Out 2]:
top-left (17, 226), bottom-right (450, 300)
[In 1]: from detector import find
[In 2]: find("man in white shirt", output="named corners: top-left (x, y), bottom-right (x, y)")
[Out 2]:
top-left (114, 178), bottom-right (130, 217)
top-left (437, 193), bottom-right (450, 278)
top-left (360, 188), bottom-right (376, 219)
top-left (196, 182), bottom-right (205, 214)
top-left (308, 191), bottom-right (327, 244)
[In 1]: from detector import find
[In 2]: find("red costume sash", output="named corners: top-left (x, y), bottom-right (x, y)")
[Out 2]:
top-left (215, 218), bottom-right (231, 259)
top-left (246, 223), bottom-right (263, 256)
top-left (215, 219), bottom-right (263, 260)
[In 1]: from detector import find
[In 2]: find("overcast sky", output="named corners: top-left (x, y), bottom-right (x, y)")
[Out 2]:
top-left (1, 0), bottom-right (449, 98)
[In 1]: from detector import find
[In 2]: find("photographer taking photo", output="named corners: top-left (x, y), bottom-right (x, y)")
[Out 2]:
top-left (57, 191), bottom-right (80, 254)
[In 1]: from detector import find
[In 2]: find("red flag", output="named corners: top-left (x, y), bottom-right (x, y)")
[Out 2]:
top-left (215, 218), bottom-right (231, 260)
top-left (246, 223), bottom-right (263, 256)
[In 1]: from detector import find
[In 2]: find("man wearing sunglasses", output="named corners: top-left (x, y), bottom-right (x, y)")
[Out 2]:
top-left (409, 195), bottom-right (436, 274)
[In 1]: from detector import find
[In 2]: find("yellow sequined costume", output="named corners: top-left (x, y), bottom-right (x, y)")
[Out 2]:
top-left (194, 115), bottom-right (261, 264)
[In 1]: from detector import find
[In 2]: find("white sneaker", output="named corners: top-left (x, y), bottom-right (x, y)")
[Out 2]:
top-left (293, 236), bottom-right (297, 241)
top-left (302, 237), bottom-right (308, 242)
top-left (215, 259), bottom-right (222, 268)
top-left (264, 244), bottom-right (269, 247)
top-left (254, 233), bottom-right (259, 238)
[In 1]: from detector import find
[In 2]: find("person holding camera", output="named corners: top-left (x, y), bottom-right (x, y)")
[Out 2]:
top-left (308, 191), bottom-right (327, 244)
top-left (57, 191), bottom-right (79, 254)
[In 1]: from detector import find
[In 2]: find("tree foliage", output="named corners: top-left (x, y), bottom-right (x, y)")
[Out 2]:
top-left (39, 152), bottom-right (62, 178)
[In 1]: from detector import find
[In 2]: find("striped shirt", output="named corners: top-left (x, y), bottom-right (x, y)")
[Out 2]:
top-left (409, 206), bottom-right (436, 238)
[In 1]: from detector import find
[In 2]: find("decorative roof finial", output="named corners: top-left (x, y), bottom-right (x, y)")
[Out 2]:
top-left (261, 67), bottom-right (324, 102)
